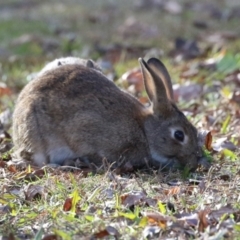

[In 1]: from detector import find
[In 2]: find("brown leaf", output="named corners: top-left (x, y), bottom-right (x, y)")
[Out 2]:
top-left (93, 226), bottom-right (120, 239)
top-left (7, 164), bottom-right (17, 173)
top-left (122, 68), bottom-right (142, 85)
top-left (145, 212), bottom-right (167, 229)
top-left (24, 184), bottom-right (45, 201)
top-left (121, 67), bottom-right (144, 93)
top-left (205, 131), bottom-right (212, 150)
top-left (0, 160), bottom-right (7, 168)
top-left (198, 209), bottom-right (210, 232)
top-left (121, 191), bottom-right (146, 207)
top-left (42, 234), bottom-right (59, 240)
top-left (164, 186), bottom-right (181, 196)
top-left (185, 186), bottom-right (197, 195)
top-left (93, 229), bottom-right (109, 239)
top-left (0, 84), bottom-right (12, 97)
top-left (24, 169), bottom-right (46, 181)
top-left (2, 233), bottom-right (15, 240)
top-left (63, 197), bottom-right (72, 211)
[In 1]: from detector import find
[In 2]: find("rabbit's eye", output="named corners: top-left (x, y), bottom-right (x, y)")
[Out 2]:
top-left (174, 130), bottom-right (184, 142)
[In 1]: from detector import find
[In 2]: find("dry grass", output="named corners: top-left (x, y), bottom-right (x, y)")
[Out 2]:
top-left (0, 0), bottom-right (240, 239)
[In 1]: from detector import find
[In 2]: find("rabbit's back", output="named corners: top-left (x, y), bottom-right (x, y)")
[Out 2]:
top-left (13, 64), bottom-right (150, 167)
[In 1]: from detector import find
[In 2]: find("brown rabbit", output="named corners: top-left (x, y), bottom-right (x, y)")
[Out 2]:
top-left (12, 57), bottom-right (202, 170)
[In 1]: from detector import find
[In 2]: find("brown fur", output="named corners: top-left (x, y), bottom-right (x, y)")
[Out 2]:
top-left (12, 58), bottom-right (201, 170)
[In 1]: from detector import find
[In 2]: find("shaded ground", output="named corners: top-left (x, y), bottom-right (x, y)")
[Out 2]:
top-left (0, 0), bottom-right (240, 239)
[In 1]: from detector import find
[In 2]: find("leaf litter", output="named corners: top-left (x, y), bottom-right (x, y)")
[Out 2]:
top-left (0, 0), bottom-right (240, 239)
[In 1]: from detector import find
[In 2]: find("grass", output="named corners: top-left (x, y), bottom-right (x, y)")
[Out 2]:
top-left (0, 0), bottom-right (240, 239)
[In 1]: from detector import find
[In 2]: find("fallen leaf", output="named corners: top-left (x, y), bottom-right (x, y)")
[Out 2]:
top-left (24, 184), bottom-right (45, 201)
top-left (157, 201), bottom-right (167, 214)
top-left (209, 205), bottom-right (235, 222)
top-left (42, 234), bottom-right (58, 240)
top-left (175, 212), bottom-right (199, 227)
top-left (121, 67), bottom-right (144, 93)
top-left (145, 212), bottom-right (168, 229)
top-left (63, 198), bottom-right (72, 212)
top-left (0, 83), bottom-right (12, 97)
top-left (164, 186), bottom-right (181, 196)
top-left (198, 209), bottom-right (210, 232)
top-left (185, 186), bottom-right (197, 195)
top-left (93, 229), bottom-right (109, 239)
top-left (205, 131), bottom-right (212, 150)
top-left (93, 226), bottom-right (120, 239)
top-left (121, 191), bottom-right (146, 207)
top-left (212, 137), bottom-right (237, 152)
top-left (0, 160), bottom-right (7, 168)
top-left (7, 164), bottom-right (17, 173)
top-left (24, 169), bottom-right (46, 181)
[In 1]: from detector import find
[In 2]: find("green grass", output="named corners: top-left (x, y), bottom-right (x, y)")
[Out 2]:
top-left (0, 19), bottom-right (50, 48)
top-left (0, 0), bottom-right (240, 239)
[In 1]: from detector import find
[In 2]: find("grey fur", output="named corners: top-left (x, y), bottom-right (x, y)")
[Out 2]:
top-left (12, 57), bottom-right (201, 170)
top-left (38, 57), bottom-right (101, 77)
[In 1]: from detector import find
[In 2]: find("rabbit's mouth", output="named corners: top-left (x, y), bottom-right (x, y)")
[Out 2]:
top-left (150, 149), bottom-right (173, 165)
top-left (149, 152), bottom-right (184, 171)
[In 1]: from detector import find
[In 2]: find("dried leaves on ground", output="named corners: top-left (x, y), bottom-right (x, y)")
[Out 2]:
top-left (0, 0), bottom-right (240, 239)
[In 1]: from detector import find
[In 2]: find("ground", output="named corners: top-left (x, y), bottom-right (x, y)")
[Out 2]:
top-left (0, 0), bottom-right (240, 239)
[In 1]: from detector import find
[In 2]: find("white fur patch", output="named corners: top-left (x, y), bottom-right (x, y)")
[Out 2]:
top-left (48, 146), bottom-right (76, 165)
top-left (150, 149), bottom-right (169, 164)
top-left (33, 152), bottom-right (47, 167)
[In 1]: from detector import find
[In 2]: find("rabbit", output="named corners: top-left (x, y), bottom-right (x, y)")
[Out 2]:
top-left (12, 57), bottom-right (202, 171)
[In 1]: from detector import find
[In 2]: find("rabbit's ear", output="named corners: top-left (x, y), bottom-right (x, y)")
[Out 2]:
top-left (147, 58), bottom-right (174, 101)
top-left (139, 58), bottom-right (172, 116)
top-left (86, 59), bottom-right (95, 68)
